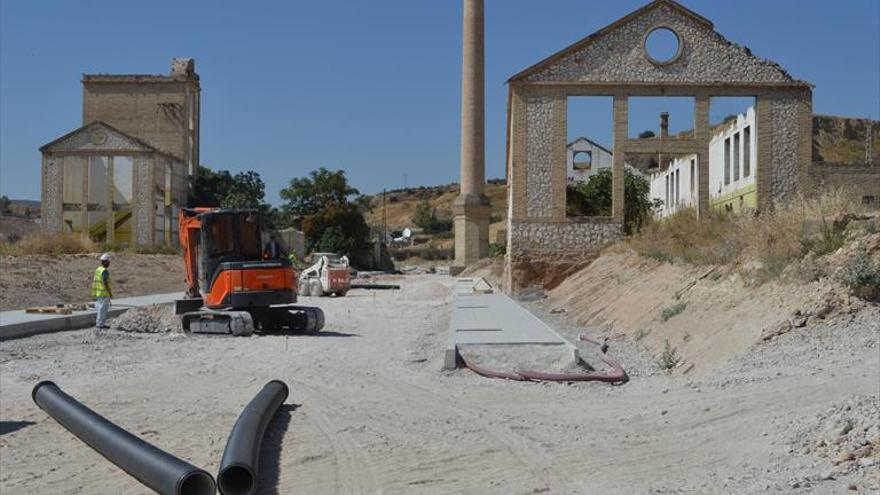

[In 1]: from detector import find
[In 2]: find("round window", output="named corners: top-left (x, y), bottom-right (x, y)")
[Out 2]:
top-left (644, 27), bottom-right (681, 65)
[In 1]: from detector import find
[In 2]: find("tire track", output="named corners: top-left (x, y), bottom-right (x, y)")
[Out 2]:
top-left (290, 380), bottom-right (381, 495)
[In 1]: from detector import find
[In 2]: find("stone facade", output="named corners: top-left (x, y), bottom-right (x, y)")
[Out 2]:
top-left (40, 122), bottom-right (186, 246)
top-left (504, 0), bottom-right (813, 292)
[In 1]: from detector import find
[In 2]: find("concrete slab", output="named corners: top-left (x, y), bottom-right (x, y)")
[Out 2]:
top-left (0, 292), bottom-right (181, 341)
top-left (445, 279), bottom-right (577, 369)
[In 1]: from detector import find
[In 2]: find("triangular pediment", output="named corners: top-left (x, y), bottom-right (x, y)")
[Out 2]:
top-left (40, 121), bottom-right (157, 154)
top-left (510, 0), bottom-right (809, 86)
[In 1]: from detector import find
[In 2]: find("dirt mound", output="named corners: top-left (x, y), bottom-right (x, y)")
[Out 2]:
top-left (459, 258), bottom-right (505, 286)
top-left (402, 279), bottom-right (452, 302)
top-left (111, 304), bottom-right (181, 334)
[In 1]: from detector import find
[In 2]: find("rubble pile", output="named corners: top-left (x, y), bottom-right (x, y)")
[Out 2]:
top-left (110, 304), bottom-right (181, 334)
top-left (779, 395), bottom-right (880, 483)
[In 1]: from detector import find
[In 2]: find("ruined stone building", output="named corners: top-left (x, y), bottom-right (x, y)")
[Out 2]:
top-left (504, 0), bottom-right (822, 290)
top-left (504, 0), bottom-right (880, 291)
top-left (40, 58), bottom-right (200, 246)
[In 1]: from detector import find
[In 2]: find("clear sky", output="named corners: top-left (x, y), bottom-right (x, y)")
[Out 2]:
top-left (2, 0), bottom-right (878, 204)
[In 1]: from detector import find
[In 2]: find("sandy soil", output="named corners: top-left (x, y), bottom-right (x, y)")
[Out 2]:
top-left (0, 254), bottom-right (184, 311)
top-left (1, 275), bottom-right (878, 494)
top-left (545, 252), bottom-right (872, 374)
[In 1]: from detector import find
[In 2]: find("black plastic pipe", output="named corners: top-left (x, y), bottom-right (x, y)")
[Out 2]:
top-left (32, 381), bottom-right (216, 495)
top-left (218, 380), bottom-right (289, 495)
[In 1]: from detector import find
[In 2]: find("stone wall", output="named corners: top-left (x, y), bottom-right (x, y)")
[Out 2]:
top-left (523, 3), bottom-right (797, 85)
top-left (769, 97), bottom-right (801, 204)
top-left (134, 155), bottom-right (154, 246)
top-left (525, 94), bottom-right (556, 219)
top-left (509, 219), bottom-right (623, 256)
top-left (40, 156), bottom-right (62, 233)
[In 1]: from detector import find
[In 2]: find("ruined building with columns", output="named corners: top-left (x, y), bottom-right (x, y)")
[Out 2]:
top-left (40, 58), bottom-right (200, 246)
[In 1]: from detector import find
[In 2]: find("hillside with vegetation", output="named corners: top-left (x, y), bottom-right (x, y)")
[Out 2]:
top-left (813, 115), bottom-right (879, 165)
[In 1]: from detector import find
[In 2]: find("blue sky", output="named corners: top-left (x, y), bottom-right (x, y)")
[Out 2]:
top-left (2, 0), bottom-right (878, 204)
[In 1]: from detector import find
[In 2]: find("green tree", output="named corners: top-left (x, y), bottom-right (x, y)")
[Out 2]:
top-left (222, 171), bottom-right (265, 209)
top-left (280, 168), bottom-right (359, 218)
top-left (280, 168), bottom-right (370, 259)
top-left (191, 166), bottom-right (279, 229)
top-left (638, 130), bottom-right (656, 139)
top-left (0, 195), bottom-right (11, 214)
top-left (191, 166), bottom-right (233, 207)
top-left (411, 195), bottom-right (452, 234)
top-left (566, 168), bottom-right (654, 235)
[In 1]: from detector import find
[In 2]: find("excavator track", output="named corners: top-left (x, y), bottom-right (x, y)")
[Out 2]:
top-left (182, 310), bottom-right (255, 336)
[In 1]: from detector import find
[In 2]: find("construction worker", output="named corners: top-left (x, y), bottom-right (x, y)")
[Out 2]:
top-left (92, 253), bottom-right (113, 329)
top-left (263, 234), bottom-right (282, 260)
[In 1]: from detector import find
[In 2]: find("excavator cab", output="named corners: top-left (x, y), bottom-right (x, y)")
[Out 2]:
top-left (177, 208), bottom-right (324, 336)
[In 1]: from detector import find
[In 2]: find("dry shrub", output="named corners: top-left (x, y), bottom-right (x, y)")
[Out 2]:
top-left (626, 189), bottom-right (869, 283)
top-left (0, 233), bottom-right (97, 256)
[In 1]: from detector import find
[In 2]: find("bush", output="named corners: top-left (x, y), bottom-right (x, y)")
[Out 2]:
top-left (0, 233), bottom-right (97, 256)
top-left (626, 189), bottom-right (868, 283)
top-left (302, 205), bottom-right (370, 257)
top-left (566, 168), bottom-right (654, 234)
top-left (837, 247), bottom-right (880, 301)
top-left (489, 243), bottom-right (506, 259)
top-left (658, 340), bottom-right (681, 371)
top-left (660, 301), bottom-right (688, 322)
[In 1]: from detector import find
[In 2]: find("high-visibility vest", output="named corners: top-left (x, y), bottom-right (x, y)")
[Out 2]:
top-left (91, 266), bottom-right (110, 298)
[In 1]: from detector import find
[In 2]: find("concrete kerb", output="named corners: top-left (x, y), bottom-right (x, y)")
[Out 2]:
top-left (0, 293), bottom-right (180, 341)
top-left (445, 278), bottom-right (580, 369)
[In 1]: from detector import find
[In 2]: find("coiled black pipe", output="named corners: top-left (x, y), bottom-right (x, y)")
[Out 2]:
top-left (32, 381), bottom-right (216, 495)
top-left (218, 380), bottom-right (289, 495)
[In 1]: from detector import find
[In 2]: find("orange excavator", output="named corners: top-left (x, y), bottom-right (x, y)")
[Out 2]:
top-left (175, 207), bottom-right (324, 336)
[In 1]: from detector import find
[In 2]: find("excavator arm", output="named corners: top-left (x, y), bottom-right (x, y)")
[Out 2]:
top-left (179, 208), bottom-right (210, 298)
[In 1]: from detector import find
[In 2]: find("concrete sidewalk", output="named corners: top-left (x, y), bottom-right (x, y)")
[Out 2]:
top-left (444, 278), bottom-right (578, 369)
top-left (0, 293), bottom-right (181, 341)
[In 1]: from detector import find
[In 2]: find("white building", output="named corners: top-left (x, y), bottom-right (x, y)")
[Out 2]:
top-left (650, 106), bottom-right (758, 217)
top-left (567, 137), bottom-right (614, 182)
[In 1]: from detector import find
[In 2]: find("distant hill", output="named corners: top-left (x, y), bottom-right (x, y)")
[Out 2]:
top-left (813, 115), bottom-right (879, 165)
top-left (364, 181), bottom-right (507, 232)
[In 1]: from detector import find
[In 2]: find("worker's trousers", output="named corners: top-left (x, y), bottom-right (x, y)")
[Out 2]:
top-left (95, 296), bottom-right (110, 328)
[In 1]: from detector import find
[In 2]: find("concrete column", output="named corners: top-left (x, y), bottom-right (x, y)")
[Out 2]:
top-left (453, 0), bottom-right (490, 272)
top-left (459, 0), bottom-right (484, 196)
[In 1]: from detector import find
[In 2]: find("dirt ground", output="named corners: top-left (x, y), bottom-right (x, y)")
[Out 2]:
top-left (0, 254), bottom-right (184, 311)
top-left (1, 275), bottom-right (878, 494)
